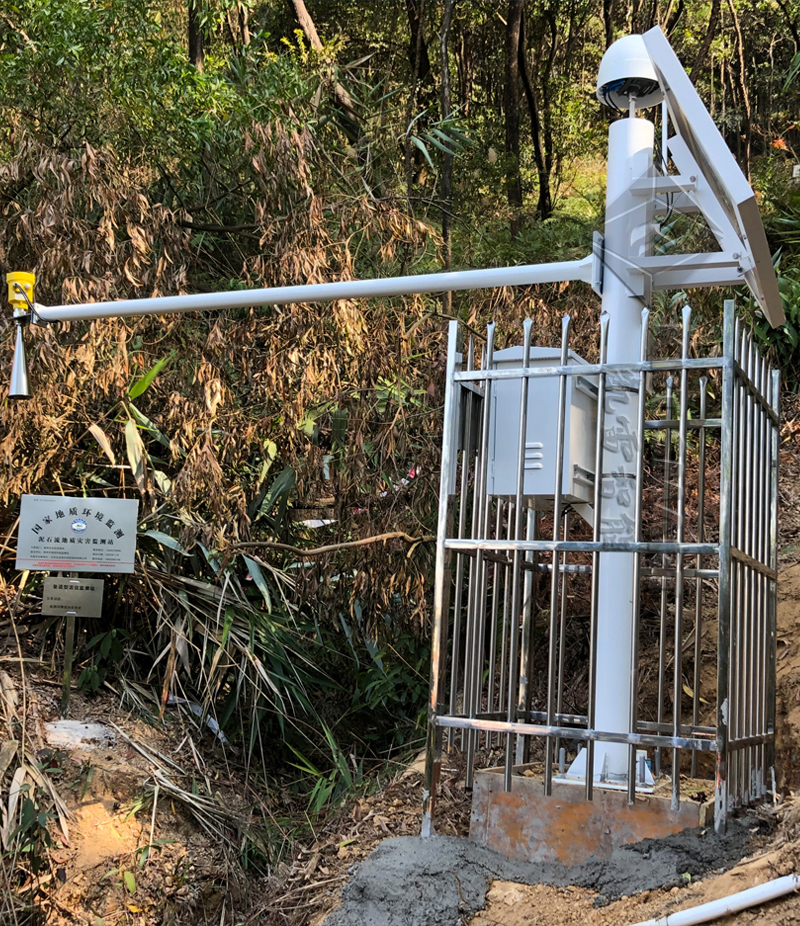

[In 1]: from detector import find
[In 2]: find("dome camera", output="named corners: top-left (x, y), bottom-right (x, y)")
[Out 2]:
top-left (597, 34), bottom-right (664, 111)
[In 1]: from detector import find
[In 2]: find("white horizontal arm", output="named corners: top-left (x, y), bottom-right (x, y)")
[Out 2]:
top-left (33, 255), bottom-right (594, 323)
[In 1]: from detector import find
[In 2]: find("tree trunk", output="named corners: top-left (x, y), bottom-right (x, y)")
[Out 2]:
top-left (541, 9), bottom-right (557, 182)
top-left (290, 0), bottom-right (372, 190)
top-left (629, 0), bottom-right (642, 32)
top-left (519, 9), bottom-right (551, 219)
top-left (404, 0), bottom-right (427, 207)
top-left (689, 0), bottom-right (720, 81)
top-left (440, 0), bottom-right (456, 312)
top-left (290, 0), bottom-right (358, 122)
top-left (505, 0), bottom-right (524, 237)
top-left (725, 0), bottom-right (751, 173)
top-left (457, 27), bottom-right (473, 114)
top-left (602, 0), bottom-right (614, 49)
top-left (188, 0), bottom-right (204, 72)
top-left (665, 0), bottom-right (685, 35)
top-left (406, 0), bottom-right (433, 95)
top-left (776, 0), bottom-right (800, 53)
top-left (238, 4), bottom-right (250, 47)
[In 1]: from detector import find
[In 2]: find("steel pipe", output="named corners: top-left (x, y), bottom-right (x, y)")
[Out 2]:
top-left (33, 258), bottom-right (594, 323)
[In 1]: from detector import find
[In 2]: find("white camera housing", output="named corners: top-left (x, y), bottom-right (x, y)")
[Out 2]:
top-left (597, 34), bottom-right (664, 111)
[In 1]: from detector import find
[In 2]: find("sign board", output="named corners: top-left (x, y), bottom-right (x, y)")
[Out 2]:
top-left (16, 496), bottom-right (139, 574)
top-left (42, 577), bottom-right (104, 618)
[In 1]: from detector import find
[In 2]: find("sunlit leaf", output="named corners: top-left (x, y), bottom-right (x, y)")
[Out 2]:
top-left (88, 424), bottom-right (116, 466)
top-left (129, 354), bottom-right (172, 399)
top-left (124, 419), bottom-right (148, 496)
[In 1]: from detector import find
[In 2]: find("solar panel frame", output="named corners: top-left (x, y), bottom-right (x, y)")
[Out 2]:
top-left (642, 26), bottom-right (784, 327)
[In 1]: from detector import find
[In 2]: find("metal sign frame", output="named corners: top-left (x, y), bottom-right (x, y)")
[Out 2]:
top-left (16, 496), bottom-right (139, 574)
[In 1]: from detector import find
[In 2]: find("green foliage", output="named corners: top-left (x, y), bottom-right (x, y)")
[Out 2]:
top-left (356, 630), bottom-right (430, 745)
top-left (287, 723), bottom-right (363, 816)
top-left (749, 268), bottom-right (800, 389)
top-left (78, 627), bottom-right (130, 693)
top-left (7, 788), bottom-right (53, 875)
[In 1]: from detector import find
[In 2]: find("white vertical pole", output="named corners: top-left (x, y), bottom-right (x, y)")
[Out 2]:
top-left (593, 114), bottom-right (654, 780)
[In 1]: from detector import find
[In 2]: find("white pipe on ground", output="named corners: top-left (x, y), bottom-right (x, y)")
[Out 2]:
top-left (630, 873), bottom-right (800, 926)
top-left (32, 256), bottom-right (593, 324)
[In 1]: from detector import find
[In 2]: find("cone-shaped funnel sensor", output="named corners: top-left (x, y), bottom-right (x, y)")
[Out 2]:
top-left (9, 322), bottom-right (31, 400)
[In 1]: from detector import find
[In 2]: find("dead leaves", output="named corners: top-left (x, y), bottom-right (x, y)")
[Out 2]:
top-left (89, 422), bottom-right (116, 466)
top-left (124, 418), bottom-right (149, 497)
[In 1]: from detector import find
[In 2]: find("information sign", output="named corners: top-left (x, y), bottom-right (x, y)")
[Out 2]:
top-left (42, 577), bottom-right (104, 618)
top-left (16, 496), bottom-right (138, 573)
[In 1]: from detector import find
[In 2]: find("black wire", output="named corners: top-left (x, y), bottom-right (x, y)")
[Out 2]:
top-left (656, 138), bottom-right (675, 230)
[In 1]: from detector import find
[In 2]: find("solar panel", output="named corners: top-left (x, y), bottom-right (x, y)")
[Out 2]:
top-left (643, 26), bottom-right (785, 327)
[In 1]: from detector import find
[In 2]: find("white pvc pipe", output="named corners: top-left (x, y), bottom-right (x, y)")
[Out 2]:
top-left (33, 256), bottom-right (593, 323)
top-left (630, 873), bottom-right (800, 926)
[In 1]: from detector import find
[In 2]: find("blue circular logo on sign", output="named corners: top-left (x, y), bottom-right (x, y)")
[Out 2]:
top-left (71, 518), bottom-right (87, 534)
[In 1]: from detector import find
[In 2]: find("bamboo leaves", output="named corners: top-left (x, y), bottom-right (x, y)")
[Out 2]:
top-left (125, 418), bottom-right (149, 497)
top-left (242, 555), bottom-right (272, 611)
top-left (128, 353), bottom-right (173, 400)
top-left (141, 530), bottom-right (189, 555)
top-left (88, 423), bottom-right (116, 466)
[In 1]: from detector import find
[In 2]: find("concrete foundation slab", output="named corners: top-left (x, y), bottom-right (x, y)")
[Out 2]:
top-left (470, 766), bottom-right (713, 865)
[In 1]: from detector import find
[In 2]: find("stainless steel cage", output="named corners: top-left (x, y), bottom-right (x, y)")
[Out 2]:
top-left (421, 300), bottom-right (779, 837)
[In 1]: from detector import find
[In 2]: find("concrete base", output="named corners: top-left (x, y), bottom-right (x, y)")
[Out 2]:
top-left (470, 766), bottom-right (713, 865)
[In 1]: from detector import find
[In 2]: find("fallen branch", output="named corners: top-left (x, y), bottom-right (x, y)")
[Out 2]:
top-left (229, 531), bottom-right (435, 559)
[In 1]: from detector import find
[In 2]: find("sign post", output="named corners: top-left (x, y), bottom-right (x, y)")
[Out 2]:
top-left (16, 496), bottom-right (137, 716)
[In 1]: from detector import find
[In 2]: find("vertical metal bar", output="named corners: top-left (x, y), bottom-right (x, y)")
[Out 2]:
top-left (515, 504), bottom-right (537, 765)
top-left (715, 300), bottom-right (736, 834)
top-left (761, 355), bottom-right (771, 793)
top-left (731, 318), bottom-right (744, 807)
top-left (498, 502), bottom-right (513, 731)
top-left (586, 313), bottom-right (610, 801)
top-left (61, 611), bottom-right (77, 718)
top-left (504, 318), bottom-right (534, 791)
top-left (656, 376), bottom-right (674, 778)
top-left (422, 321), bottom-right (460, 837)
top-left (627, 309), bottom-right (650, 804)
top-left (447, 337), bottom-right (473, 749)
top-left (742, 330), bottom-right (754, 805)
top-left (461, 338), bottom-right (480, 771)
top-left (486, 500), bottom-right (503, 749)
top-left (758, 353), bottom-right (770, 794)
top-left (691, 376), bottom-right (707, 779)
top-left (671, 304), bottom-right (691, 811)
top-left (544, 315), bottom-right (572, 796)
top-left (554, 510), bottom-right (571, 770)
top-left (465, 326), bottom-right (495, 787)
top-left (526, 511), bottom-right (540, 721)
top-left (753, 350), bottom-right (765, 796)
top-left (768, 368), bottom-right (780, 777)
